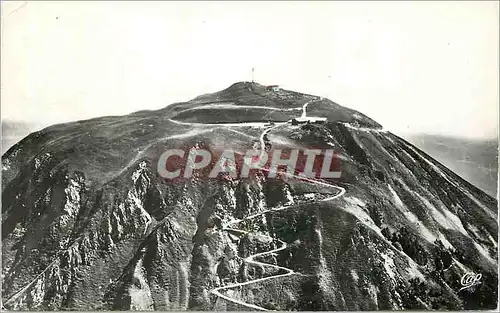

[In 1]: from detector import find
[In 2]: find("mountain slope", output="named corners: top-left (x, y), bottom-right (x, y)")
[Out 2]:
top-left (2, 82), bottom-right (497, 310)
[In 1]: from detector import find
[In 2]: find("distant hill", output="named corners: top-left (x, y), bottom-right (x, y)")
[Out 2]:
top-left (1, 120), bottom-right (46, 154)
top-left (2, 82), bottom-right (497, 310)
top-left (402, 134), bottom-right (498, 198)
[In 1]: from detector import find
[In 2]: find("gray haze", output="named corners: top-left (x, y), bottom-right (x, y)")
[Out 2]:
top-left (1, 1), bottom-right (498, 139)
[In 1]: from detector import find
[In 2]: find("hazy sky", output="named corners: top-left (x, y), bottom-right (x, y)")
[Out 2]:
top-left (1, 1), bottom-right (498, 139)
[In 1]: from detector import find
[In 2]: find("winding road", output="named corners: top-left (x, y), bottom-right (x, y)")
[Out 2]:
top-left (210, 172), bottom-right (345, 311)
top-left (3, 97), bottom-right (344, 311)
top-left (2, 95), bottom-right (382, 311)
top-left (209, 97), bottom-right (346, 311)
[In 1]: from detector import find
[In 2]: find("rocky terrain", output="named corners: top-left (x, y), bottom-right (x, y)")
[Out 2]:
top-left (402, 134), bottom-right (498, 198)
top-left (1, 82), bottom-right (498, 310)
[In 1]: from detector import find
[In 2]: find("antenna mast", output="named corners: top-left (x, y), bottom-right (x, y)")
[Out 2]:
top-left (252, 67), bottom-right (254, 83)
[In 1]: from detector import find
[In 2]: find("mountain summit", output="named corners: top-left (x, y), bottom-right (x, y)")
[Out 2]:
top-left (2, 83), bottom-right (497, 310)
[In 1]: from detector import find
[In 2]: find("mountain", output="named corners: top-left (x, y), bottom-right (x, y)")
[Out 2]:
top-left (1, 82), bottom-right (498, 310)
top-left (401, 134), bottom-right (498, 198)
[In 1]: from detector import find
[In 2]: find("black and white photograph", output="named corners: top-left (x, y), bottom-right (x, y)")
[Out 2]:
top-left (1, 1), bottom-right (498, 311)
